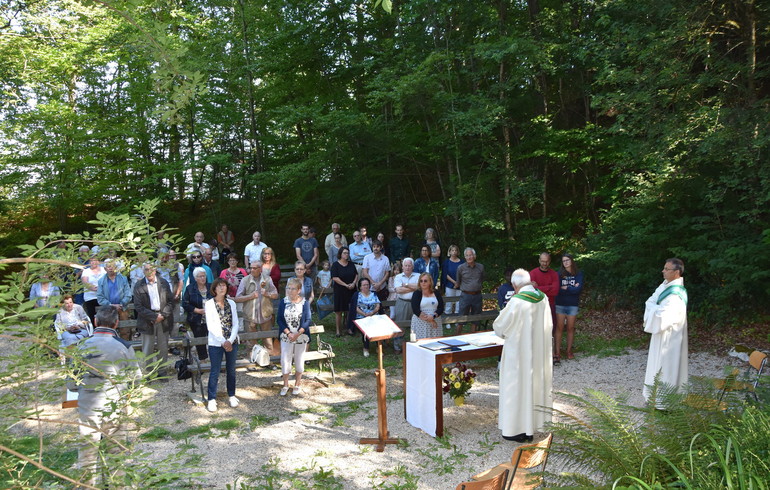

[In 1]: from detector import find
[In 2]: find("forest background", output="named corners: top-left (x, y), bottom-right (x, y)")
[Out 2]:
top-left (1, 0), bottom-right (768, 325)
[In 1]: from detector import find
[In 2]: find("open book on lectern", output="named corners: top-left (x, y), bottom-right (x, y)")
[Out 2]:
top-left (354, 315), bottom-right (402, 342)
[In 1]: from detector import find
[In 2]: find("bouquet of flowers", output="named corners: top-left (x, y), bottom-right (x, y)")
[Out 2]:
top-left (442, 362), bottom-right (477, 402)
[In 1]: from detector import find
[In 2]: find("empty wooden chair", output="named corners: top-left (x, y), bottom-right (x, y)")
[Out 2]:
top-left (711, 350), bottom-right (767, 401)
top-left (472, 433), bottom-right (552, 489)
top-left (456, 468), bottom-right (509, 490)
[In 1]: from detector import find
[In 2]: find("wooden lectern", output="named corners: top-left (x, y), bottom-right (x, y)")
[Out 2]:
top-left (354, 315), bottom-right (404, 451)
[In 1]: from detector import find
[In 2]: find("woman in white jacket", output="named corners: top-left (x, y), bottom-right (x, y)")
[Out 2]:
top-left (204, 278), bottom-right (240, 412)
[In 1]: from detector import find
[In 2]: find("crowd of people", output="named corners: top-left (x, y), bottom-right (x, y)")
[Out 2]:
top-left (28, 221), bottom-right (693, 479)
top-left (32, 224), bottom-right (592, 419)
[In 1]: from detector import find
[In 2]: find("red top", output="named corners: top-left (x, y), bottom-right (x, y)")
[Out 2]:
top-left (268, 264), bottom-right (281, 290)
top-left (529, 267), bottom-right (560, 304)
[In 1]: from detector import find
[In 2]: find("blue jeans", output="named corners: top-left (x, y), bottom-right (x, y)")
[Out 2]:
top-left (555, 305), bottom-right (579, 316)
top-left (207, 343), bottom-right (238, 401)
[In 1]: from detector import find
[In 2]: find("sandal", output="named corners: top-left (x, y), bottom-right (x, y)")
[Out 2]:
top-left (567, 352), bottom-right (575, 360)
top-left (553, 356), bottom-right (561, 365)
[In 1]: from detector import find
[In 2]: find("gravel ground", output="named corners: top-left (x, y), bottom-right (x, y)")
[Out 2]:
top-left (0, 335), bottom-right (732, 489)
top-left (132, 348), bottom-right (729, 489)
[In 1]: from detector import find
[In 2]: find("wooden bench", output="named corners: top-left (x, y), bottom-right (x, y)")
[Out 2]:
top-left (182, 325), bottom-right (335, 404)
top-left (116, 318), bottom-right (188, 352)
top-left (317, 293), bottom-right (500, 334)
top-left (392, 310), bottom-right (499, 331)
top-left (317, 292), bottom-right (498, 312)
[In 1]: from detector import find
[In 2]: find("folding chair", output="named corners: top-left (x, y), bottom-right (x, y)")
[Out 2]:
top-left (456, 468), bottom-right (509, 490)
top-left (472, 433), bottom-right (552, 489)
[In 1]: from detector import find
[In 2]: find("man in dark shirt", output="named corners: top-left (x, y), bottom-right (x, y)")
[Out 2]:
top-left (294, 224), bottom-right (320, 280)
top-left (389, 224), bottom-right (410, 262)
top-left (202, 249), bottom-right (221, 278)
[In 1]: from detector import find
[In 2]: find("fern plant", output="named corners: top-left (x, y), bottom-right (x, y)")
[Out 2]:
top-left (545, 375), bottom-right (770, 489)
top-left (544, 381), bottom-right (735, 488)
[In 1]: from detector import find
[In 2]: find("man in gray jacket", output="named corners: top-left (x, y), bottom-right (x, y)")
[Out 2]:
top-left (71, 306), bottom-right (141, 481)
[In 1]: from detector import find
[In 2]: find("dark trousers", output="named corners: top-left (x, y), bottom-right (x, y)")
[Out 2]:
top-left (83, 299), bottom-right (99, 326)
top-left (207, 343), bottom-right (238, 401)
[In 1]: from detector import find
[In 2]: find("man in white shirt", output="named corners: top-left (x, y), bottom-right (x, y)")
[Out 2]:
top-left (393, 257), bottom-right (419, 353)
top-left (362, 240), bottom-right (391, 305)
top-left (185, 231), bottom-right (211, 259)
top-left (244, 231), bottom-right (268, 269)
top-left (132, 263), bottom-right (173, 375)
top-left (349, 230), bottom-right (371, 275)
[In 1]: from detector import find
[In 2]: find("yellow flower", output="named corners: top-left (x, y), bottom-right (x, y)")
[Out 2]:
top-left (454, 382), bottom-right (461, 389)
top-left (449, 374), bottom-right (456, 381)
top-left (444, 367), bottom-right (449, 373)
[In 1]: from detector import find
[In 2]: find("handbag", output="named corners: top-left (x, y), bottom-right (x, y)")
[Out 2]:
top-left (250, 344), bottom-right (270, 367)
top-left (316, 294), bottom-right (332, 320)
top-left (174, 358), bottom-right (192, 380)
top-left (260, 294), bottom-right (274, 318)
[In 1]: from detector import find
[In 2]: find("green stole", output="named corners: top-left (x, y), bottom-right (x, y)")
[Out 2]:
top-left (657, 285), bottom-right (688, 306)
top-left (514, 290), bottom-right (546, 304)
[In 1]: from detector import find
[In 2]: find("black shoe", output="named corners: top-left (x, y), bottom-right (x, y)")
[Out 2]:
top-left (503, 433), bottom-right (533, 443)
top-left (169, 347), bottom-right (181, 356)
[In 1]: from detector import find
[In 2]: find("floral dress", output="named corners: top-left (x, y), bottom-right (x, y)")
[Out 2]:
top-left (222, 268), bottom-right (247, 298)
top-left (356, 292), bottom-right (380, 319)
top-left (279, 298), bottom-right (310, 344)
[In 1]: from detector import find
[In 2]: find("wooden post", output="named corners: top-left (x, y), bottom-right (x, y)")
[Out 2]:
top-left (359, 341), bottom-right (402, 451)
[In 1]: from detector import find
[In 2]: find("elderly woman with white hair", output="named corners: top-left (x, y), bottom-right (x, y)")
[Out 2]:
top-left (182, 267), bottom-right (211, 360)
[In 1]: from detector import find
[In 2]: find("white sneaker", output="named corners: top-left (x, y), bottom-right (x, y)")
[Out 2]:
top-left (292, 386), bottom-right (301, 395)
top-left (363, 349), bottom-right (370, 357)
top-left (280, 386), bottom-right (289, 396)
top-left (206, 399), bottom-right (217, 412)
top-left (228, 396), bottom-right (239, 408)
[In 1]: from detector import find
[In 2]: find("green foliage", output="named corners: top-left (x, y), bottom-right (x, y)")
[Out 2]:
top-left (226, 457), bottom-right (345, 490)
top-left (0, 200), bottom-right (197, 488)
top-left (370, 464), bottom-right (420, 489)
top-left (415, 433), bottom-right (468, 476)
top-left (583, 0), bottom-right (770, 317)
top-left (2, 0), bottom-right (770, 318)
top-left (331, 399), bottom-right (368, 427)
top-left (139, 418), bottom-right (242, 441)
top-left (0, 435), bottom-right (77, 488)
top-left (546, 382), bottom-right (770, 488)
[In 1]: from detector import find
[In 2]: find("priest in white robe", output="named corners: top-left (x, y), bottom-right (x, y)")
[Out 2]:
top-left (493, 268), bottom-right (553, 442)
top-left (643, 258), bottom-right (688, 403)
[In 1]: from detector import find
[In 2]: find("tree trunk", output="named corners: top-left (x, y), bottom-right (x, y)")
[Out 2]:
top-left (236, 0), bottom-right (264, 233)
